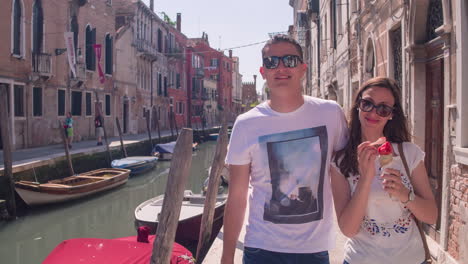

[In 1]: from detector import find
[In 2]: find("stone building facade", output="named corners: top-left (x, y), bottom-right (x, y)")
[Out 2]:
top-left (189, 33), bottom-right (235, 124)
top-left (290, 0), bottom-right (467, 263)
top-left (0, 0), bottom-right (116, 149)
top-left (185, 45), bottom-right (205, 129)
top-left (203, 78), bottom-right (218, 127)
top-left (241, 75), bottom-right (257, 112)
top-left (231, 56), bottom-right (243, 120)
top-left (1, 0), bottom-right (238, 151)
top-left (113, 0), bottom-right (184, 135)
top-left (114, 0), bottom-right (170, 133)
top-left (166, 13), bottom-right (188, 130)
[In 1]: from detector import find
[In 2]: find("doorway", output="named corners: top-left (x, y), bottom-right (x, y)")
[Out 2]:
top-left (0, 122), bottom-right (3, 150)
top-left (424, 43), bottom-right (444, 241)
top-left (0, 83), bottom-right (11, 150)
top-left (123, 101), bottom-right (129, 134)
top-left (151, 107), bottom-right (158, 131)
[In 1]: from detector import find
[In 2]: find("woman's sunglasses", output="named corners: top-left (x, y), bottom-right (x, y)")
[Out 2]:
top-left (262, 55), bottom-right (303, 69)
top-left (358, 98), bottom-right (394, 117)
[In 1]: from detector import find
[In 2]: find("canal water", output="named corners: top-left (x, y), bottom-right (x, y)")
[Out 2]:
top-left (0, 141), bottom-right (218, 264)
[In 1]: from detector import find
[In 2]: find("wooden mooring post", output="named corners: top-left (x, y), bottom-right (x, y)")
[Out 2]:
top-left (145, 110), bottom-right (153, 154)
top-left (115, 117), bottom-right (127, 158)
top-left (95, 94), bottom-right (112, 165)
top-left (172, 112), bottom-right (179, 137)
top-left (0, 85), bottom-right (17, 218)
top-left (101, 116), bottom-right (112, 165)
top-left (169, 112), bottom-right (174, 138)
top-left (201, 114), bottom-right (206, 137)
top-left (151, 128), bottom-right (193, 264)
top-left (58, 120), bottom-right (75, 176)
top-left (155, 112), bottom-right (162, 143)
top-left (195, 122), bottom-right (229, 263)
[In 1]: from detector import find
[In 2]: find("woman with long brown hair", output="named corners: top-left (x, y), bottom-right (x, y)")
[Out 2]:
top-left (331, 77), bottom-right (437, 264)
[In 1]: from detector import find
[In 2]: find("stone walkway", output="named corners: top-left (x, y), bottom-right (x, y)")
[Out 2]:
top-left (0, 127), bottom-right (217, 173)
top-left (203, 189), bottom-right (347, 263)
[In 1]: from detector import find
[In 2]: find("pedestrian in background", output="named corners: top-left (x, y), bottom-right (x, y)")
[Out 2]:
top-left (64, 112), bottom-right (74, 149)
top-left (330, 77), bottom-right (437, 264)
top-left (221, 34), bottom-right (348, 264)
top-left (95, 113), bottom-right (104, 146)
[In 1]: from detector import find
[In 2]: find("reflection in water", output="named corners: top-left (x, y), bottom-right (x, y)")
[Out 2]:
top-left (0, 141), bottom-right (217, 264)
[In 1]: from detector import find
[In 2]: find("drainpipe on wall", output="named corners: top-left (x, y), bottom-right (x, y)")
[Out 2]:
top-left (187, 50), bottom-right (192, 128)
top-left (151, 61), bottom-right (153, 107)
top-left (346, 0), bottom-right (351, 109)
top-left (314, 16), bottom-right (321, 97)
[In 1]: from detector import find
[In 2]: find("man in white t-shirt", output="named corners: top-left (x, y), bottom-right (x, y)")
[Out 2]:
top-left (221, 35), bottom-right (348, 264)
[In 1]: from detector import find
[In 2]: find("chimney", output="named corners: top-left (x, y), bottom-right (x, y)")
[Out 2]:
top-left (253, 75), bottom-right (257, 88)
top-left (150, 0), bottom-right (154, 12)
top-left (176, 13), bottom-right (181, 32)
top-left (229, 49), bottom-right (233, 58)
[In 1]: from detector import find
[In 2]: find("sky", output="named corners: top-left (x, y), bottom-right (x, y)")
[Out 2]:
top-left (142, 0), bottom-right (294, 94)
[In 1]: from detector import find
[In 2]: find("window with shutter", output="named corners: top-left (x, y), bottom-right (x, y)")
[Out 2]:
top-left (13, 0), bottom-right (22, 56)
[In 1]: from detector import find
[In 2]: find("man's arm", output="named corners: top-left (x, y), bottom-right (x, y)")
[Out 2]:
top-left (221, 164), bottom-right (250, 264)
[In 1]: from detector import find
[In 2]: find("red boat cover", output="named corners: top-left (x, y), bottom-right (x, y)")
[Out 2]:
top-left (43, 235), bottom-right (195, 264)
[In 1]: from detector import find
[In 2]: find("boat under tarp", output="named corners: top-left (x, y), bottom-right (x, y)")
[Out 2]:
top-left (152, 142), bottom-right (198, 160)
top-left (151, 141), bottom-right (176, 160)
top-left (134, 190), bottom-right (227, 255)
top-left (42, 232), bottom-right (195, 264)
top-left (15, 168), bottom-right (130, 206)
top-left (111, 156), bottom-right (158, 175)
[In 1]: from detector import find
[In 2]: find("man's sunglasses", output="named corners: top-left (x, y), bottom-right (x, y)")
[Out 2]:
top-left (262, 55), bottom-right (303, 69)
top-left (358, 98), bottom-right (394, 117)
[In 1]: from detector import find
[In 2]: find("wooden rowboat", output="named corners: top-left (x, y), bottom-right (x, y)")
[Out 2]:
top-left (134, 190), bottom-right (227, 255)
top-left (15, 168), bottom-right (130, 206)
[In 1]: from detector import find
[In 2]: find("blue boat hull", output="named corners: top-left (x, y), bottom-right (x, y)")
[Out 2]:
top-left (111, 157), bottom-right (158, 176)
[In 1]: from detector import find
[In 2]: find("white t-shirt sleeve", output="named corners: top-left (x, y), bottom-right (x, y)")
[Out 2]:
top-left (333, 104), bottom-right (349, 152)
top-left (225, 120), bottom-right (251, 165)
top-left (403, 142), bottom-right (426, 174)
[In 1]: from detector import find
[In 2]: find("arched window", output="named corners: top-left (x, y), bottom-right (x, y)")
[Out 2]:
top-left (71, 15), bottom-right (78, 54)
top-left (85, 25), bottom-right (96, 71)
top-left (105, 34), bottom-right (113, 75)
top-left (12, 0), bottom-right (22, 55)
top-left (426, 0), bottom-right (444, 41)
top-left (365, 38), bottom-right (375, 77)
top-left (32, 0), bottom-right (43, 54)
top-left (391, 26), bottom-right (402, 87)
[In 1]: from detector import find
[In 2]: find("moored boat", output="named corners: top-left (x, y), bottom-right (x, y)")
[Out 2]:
top-left (134, 190), bottom-right (227, 255)
top-left (111, 156), bottom-right (158, 175)
top-left (152, 141), bottom-right (198, 160)
top-left (202, 165), bottom-right (230, 194)
top-left (15, 168), bottom-right (130, 206)
top-left (207, 133), bottom-right (219, 141)
top-left (42, 227), bottom-right (195, 264)
top-left (151, 141), bottom-right (176, 160)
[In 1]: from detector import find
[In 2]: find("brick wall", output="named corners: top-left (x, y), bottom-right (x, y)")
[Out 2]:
top-left (448, 163), bottom-right (468, 261)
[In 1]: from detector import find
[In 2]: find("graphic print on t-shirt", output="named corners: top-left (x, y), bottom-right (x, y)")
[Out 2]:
top-left (260, 126), bottom-right (328, 224)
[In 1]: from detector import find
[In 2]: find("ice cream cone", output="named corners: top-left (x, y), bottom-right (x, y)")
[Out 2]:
top-left (379, 154), bottom-right (393, 167)
top-left (378, 142), bottom-right (393, 168)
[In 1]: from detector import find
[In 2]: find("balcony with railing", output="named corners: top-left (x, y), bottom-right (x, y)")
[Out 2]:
top-left (166, 47), bottom-right (184, 60)
top-left (134, 39), bottom-right (158, 60)
top-left (32, 52), bottom-right (52, 77)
